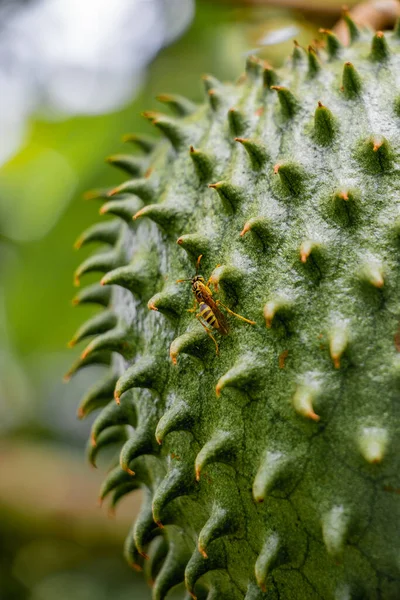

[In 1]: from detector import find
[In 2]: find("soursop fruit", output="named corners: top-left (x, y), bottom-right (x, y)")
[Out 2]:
top-left (69, 19), bottom-right (400, 600)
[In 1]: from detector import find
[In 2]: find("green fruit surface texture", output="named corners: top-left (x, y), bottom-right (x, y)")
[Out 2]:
top-left (69, 21), bottom-right (400, 600)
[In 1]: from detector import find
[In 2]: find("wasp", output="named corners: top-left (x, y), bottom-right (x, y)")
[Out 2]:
top-left (177, 255), bottom-right (255, 354)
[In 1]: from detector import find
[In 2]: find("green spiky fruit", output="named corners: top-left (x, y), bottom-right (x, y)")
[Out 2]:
top-left (70, 22), bottom-right (400, 600)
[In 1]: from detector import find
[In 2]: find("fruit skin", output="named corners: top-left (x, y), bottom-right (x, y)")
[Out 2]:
top-left (70, 20), bottom-right (400, 600)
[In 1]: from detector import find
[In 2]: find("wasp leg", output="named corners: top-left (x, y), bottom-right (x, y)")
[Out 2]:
top-left (187, 298), bottom-right (198, 313)
top-left (196, 313), bottom-right (219, 355)
top-left (216, 300), bottom-right (256, 325)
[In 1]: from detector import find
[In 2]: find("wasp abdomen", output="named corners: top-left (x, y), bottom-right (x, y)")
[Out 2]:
top-left (199, 303), bottom-right (218, 328)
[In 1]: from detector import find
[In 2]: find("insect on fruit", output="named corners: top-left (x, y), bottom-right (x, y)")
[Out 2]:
top-left (177, 255), bottom-right (255, 354)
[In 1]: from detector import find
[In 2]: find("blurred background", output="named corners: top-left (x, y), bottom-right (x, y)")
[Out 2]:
top-left (0, 0), bottom-right (361, 598)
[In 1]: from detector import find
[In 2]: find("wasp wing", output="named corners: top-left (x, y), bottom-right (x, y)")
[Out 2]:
top-left (195, 281), bottom-right (229, 335)
top-left (205, 296), bottom-right (229, 335)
